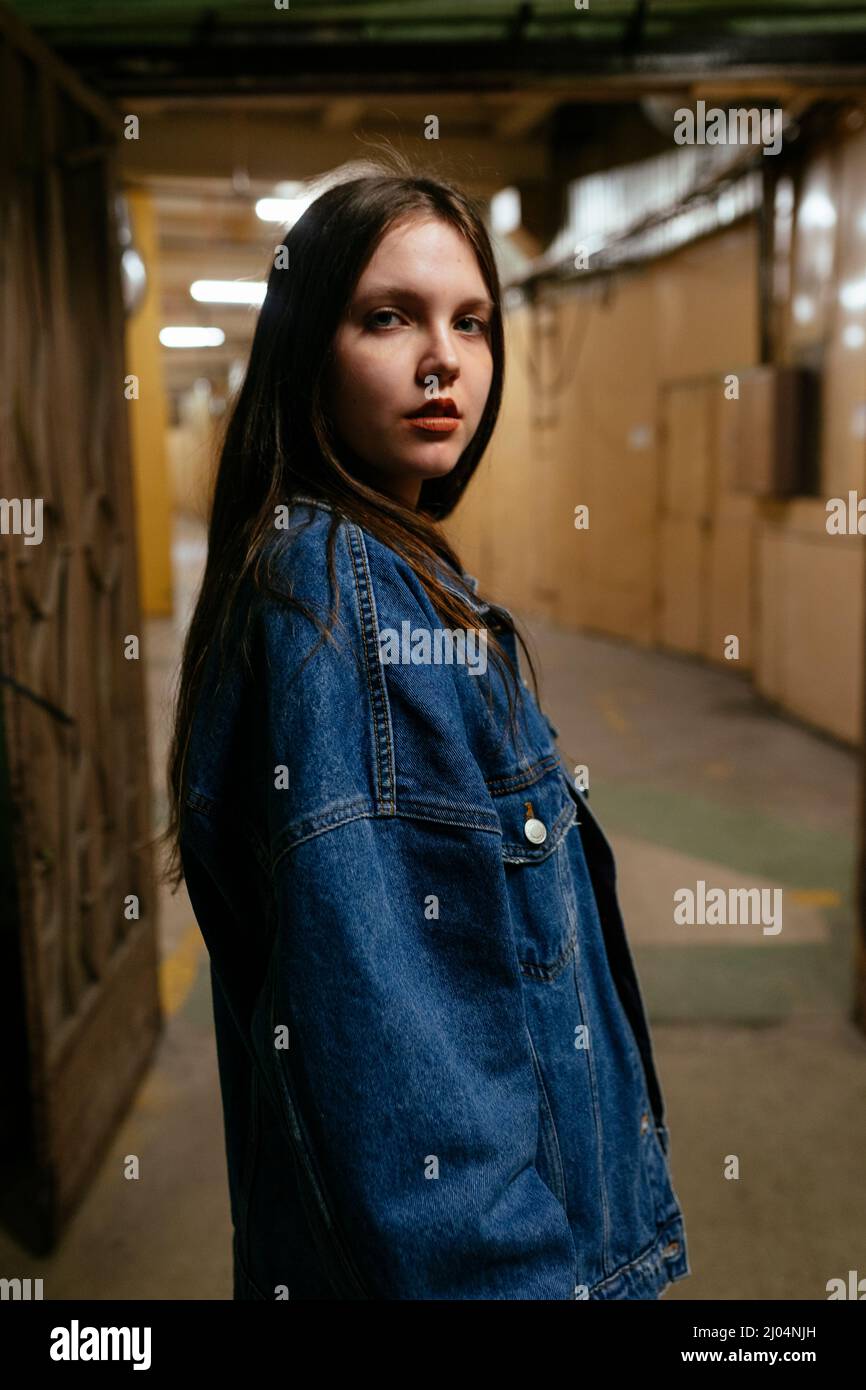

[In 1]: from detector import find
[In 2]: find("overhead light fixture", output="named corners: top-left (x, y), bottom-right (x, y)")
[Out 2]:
top-left (190, 279), bottom-right (266, 306)
top-left (159, 327), bottom-right (226, 348)
top-left (255, 196), bottom-right (313, 225)
top-left (490, 187), bottom-right (521, 236)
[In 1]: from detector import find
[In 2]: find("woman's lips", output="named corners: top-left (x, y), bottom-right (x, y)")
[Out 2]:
top-left (404, 417), bottom-right (461, 434)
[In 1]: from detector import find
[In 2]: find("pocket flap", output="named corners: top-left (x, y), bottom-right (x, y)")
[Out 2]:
top-left (496, 764), bottom-right (579, 863)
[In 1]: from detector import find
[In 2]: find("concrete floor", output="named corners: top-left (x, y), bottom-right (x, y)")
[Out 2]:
top-left (3, 512), bottom-right (864, 1300)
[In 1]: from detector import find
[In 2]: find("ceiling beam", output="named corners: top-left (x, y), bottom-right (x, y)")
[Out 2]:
top-left (118, 109), bottom-right (550, 190)
top-left (321, 98), bottom-right (367, 131)
top-left (43, 41), bottom-right (866, 102)
top-left (495, 97), bottom-right (560, 139)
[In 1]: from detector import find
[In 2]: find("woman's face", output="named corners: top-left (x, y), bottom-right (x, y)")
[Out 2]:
top-left (324, 216), bottom-right (495, 507)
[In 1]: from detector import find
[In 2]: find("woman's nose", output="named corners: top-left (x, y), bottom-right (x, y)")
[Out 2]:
top-left (420, 332), bottom-right (460, 384)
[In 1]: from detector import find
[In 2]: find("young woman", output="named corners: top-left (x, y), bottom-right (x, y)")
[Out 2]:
top-left (162, 159), bottom-right (691, 1301)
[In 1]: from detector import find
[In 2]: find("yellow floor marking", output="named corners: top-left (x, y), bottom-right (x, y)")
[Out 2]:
top-left (788, 888), bottom-right (841, 908)
top-left (159, 922), bottom-right (205, 1016)
top-left (597, 692), bottom-right (630, 735)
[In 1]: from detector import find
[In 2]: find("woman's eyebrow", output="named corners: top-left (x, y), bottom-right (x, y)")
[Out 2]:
top-left (354, 285), bottom-right (494, 312)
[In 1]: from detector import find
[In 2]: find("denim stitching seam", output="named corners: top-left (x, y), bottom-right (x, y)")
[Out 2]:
top-left (345, 521), bottom-right (395, 813)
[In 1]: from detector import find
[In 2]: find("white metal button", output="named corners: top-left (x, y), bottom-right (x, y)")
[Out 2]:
top-left (524, 817), bottom-right (547, 845)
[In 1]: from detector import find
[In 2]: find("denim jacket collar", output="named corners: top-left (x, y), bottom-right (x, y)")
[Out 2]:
top-left (290, 492), bottom-right (487, 610)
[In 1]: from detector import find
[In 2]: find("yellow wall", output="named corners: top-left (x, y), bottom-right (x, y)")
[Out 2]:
top-left (446, 224), bottom-right (758, 635)
top-left (445, 127), bottom-right (866, 747)
top-left (124, 186), bottom-right (173, 617)
top-left (166, 384), bottom-right (220, 522)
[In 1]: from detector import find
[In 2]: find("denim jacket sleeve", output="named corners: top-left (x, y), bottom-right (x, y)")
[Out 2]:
top-left (252, 518), bottom-right (579, 1300)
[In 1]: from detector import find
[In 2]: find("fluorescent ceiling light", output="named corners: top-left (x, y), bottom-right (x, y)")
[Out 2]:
top-left (159, 327), bottom-right (226, 348)
top-left (191, 279), bottom-right (266, 306)
top-left (255, 196), bottom-right (313, 225)
top-left (490, 187), bottom-right (521, 236)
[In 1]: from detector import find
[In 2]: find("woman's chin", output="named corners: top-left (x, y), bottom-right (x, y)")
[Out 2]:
top-left (399, 445), bottom-right (461, 479)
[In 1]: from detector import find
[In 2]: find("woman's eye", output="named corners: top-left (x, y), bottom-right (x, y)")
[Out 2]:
top-left (367, 309), bottom-right (403, 329)
top-left (366, 310), bottom-right (490, 334)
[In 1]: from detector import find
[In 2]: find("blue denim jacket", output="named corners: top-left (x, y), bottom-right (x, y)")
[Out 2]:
top-left (179, 496), bottom-right (690, 1300)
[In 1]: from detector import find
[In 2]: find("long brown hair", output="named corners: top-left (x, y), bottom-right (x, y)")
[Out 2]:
top-left (160, 153), bottom-right (540, 892)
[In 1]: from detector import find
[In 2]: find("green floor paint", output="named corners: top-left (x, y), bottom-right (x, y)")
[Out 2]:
top-left (591, 780), bottom-right (854, 897)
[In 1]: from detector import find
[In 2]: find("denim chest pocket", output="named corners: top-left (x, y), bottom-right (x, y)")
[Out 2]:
top-left (493, 762), bottom-right (581, 981)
